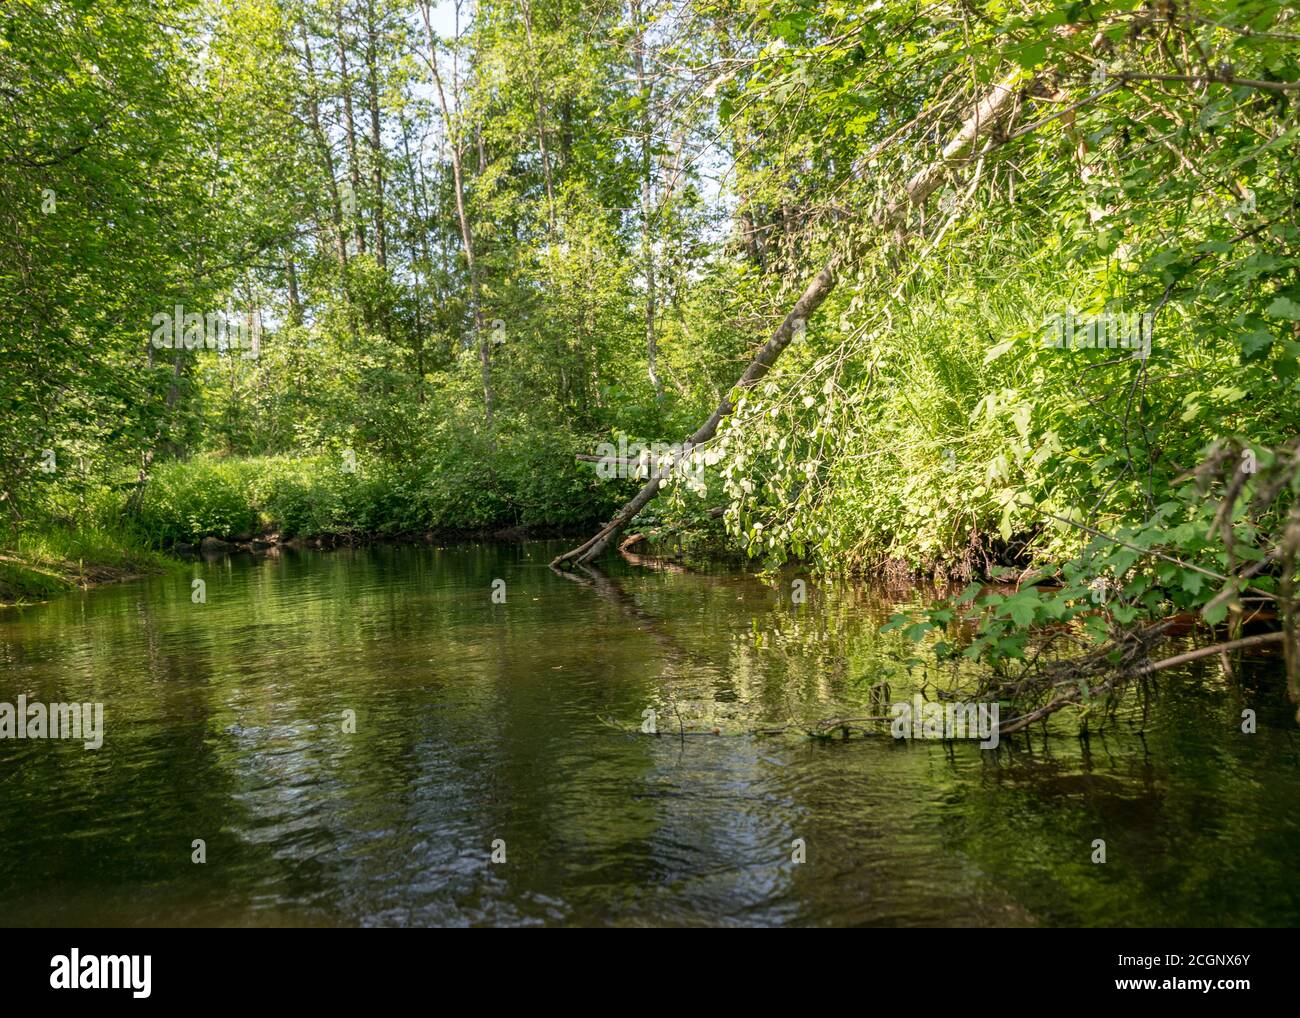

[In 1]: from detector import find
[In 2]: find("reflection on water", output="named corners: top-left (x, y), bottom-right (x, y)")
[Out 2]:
top-left (1, 541), bottom-right (1298, 926)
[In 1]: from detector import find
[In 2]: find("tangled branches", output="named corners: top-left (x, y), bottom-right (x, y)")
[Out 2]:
top-left (992, 438), bottom-right (1300, 733)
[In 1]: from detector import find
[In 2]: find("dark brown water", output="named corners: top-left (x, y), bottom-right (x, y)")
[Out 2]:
top-left (1, 541), bottom-right (1298, 926)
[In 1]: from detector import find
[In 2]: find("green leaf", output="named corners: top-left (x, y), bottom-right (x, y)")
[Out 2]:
top-left (1266, 296), bottom-right (1300, 320)
top-left (1201, 600), bottom-right (1229, 627)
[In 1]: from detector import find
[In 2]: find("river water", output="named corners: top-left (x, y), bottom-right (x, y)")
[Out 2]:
top-left (1, 541), bottom-right (1297, 926)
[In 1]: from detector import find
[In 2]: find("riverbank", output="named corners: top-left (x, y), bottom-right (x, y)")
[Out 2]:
top-left (176, 520), bottom-right (597, 556)
top-left (0, 510), bottom-right (602, 606)
top-left (0, 525), bottom-right (178, 606)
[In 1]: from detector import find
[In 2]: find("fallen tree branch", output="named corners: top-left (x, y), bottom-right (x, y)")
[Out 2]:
top-left (552, 259), bottom-right (841, 567)
top-left (1133, 631), bottom-right (1285, 675)
top-left (998, 630), bottom-right (1285, 735)
top-left (553, 70), bottom-right (1030, 568)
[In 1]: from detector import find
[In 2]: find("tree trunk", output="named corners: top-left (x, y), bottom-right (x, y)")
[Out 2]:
top-left (299, 18), bottom-right (348, 270)
top-left (364, 0), bottom-right (387, 269)
top-left (421, 2), bottom-right (493, 429)
top-left (334, 2), bottom-right (366, 257)
top-left (400, 122), bottom-right (435, 399)
top-left (518, 0), bottom-right (557, 231)
top-left (298, 17), bottom-right (358, 342)
top-left (285, 255), bottom-right (302, 326)
top-left (631, 0), bottom-right (660, 395)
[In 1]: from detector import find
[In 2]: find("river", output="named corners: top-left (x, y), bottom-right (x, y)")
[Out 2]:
top-left (1, 541), bottom-right (1297, 926)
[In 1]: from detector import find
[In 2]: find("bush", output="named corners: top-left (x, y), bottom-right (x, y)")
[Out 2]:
top-left (125, 437), bottom-right (620, 545)
top-left (134, 458), bottom-right (261, 545)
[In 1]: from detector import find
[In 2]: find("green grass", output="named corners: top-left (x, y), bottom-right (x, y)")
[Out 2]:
top-left (0, 523), bottom-right (179, 605)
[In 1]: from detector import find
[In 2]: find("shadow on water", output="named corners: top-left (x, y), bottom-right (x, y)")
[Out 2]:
top-left (1, 540), bottom-right (1298, 926)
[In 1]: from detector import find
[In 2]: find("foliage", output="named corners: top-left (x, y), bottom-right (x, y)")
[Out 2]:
top-left (2, 0), bottom-right (1299, 672)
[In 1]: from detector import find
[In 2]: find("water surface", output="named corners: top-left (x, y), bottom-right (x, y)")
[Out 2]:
top-left (1, 541), bottom-right (1298, 926)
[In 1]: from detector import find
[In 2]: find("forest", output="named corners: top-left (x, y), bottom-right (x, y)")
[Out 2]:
top-left (6, 0), bottom-right (1300, 633)
top-left (2, 0), bottom-right (1300, 931)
